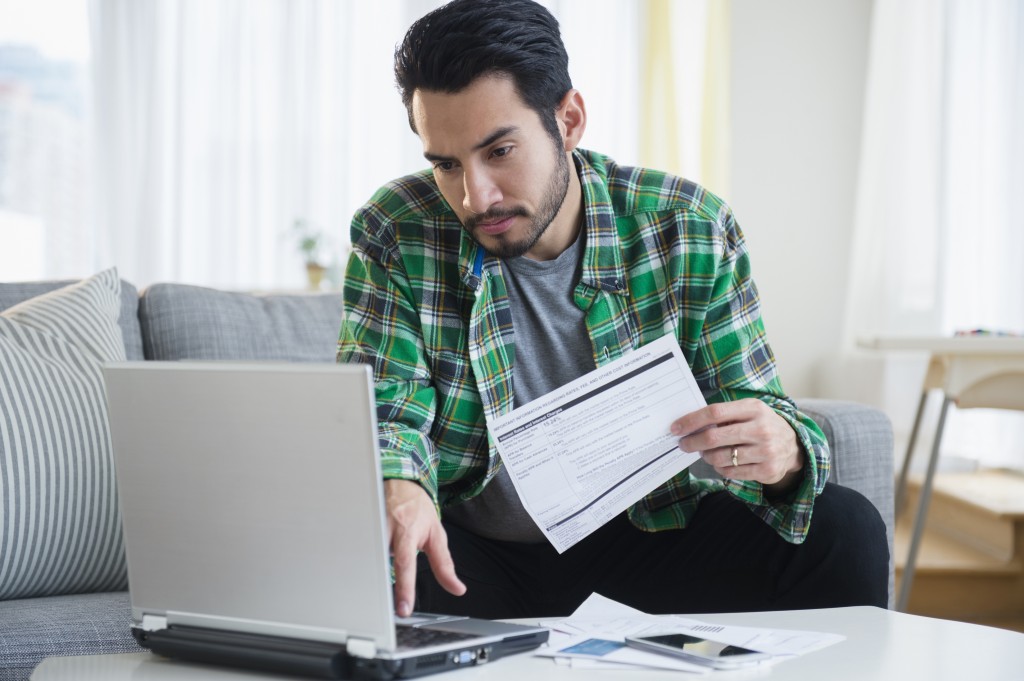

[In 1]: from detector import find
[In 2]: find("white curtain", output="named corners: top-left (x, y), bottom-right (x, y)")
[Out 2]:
top-left (844, 0), bottom-right (1024, 468)
top-left (82, 1), bottom-right (722, 291)
top-left (85, 0), bottom-right (661, 290)
top-left (89, 0), bottom-right (434, 290)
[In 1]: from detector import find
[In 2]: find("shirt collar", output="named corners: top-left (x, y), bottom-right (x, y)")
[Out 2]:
top-left (575, 149), bottom-right (628, 295)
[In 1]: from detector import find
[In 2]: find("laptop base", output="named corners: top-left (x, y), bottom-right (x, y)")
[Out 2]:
top-left (133, 625), bottom-right (541, 680)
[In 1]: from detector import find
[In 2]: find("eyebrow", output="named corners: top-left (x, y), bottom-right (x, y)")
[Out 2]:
top-left (423, 125), bottom-right (520, 163)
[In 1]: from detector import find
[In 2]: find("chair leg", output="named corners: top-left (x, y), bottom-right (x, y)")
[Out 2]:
top-left (895, 391), bottom-right (930, 518)
top-left (896, 396), bottom-right (952, 613)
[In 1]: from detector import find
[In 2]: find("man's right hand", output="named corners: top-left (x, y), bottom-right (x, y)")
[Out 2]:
top-left (385, 479), bottom-right (466, 617)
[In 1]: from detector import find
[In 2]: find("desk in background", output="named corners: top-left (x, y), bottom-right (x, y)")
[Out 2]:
top-left (857, 335), bottom-right (1024, 611)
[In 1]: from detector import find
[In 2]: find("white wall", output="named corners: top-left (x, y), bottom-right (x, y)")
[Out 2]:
top-left (729, 0), bottom-right (874, 398)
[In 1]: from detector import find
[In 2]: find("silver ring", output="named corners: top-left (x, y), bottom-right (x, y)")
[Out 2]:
top-left (731, 447), bottom-right (739, 467)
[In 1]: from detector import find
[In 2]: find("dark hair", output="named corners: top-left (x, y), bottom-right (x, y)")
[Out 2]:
top-left (394, 0), bottom-right (572, 140)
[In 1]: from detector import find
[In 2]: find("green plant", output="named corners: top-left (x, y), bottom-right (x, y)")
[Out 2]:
top-left (292, 219), bottom-right (324, 265)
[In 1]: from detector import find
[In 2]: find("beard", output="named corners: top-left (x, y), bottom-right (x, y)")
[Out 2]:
top-left (464, 145), bottom-right (571, 259)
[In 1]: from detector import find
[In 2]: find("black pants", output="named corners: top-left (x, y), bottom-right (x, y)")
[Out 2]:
top-left (416, 483), bottom-right (889, 618)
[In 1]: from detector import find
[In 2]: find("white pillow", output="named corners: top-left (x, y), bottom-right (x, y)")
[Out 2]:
top-left (0, 268), bottom-right (129, 599)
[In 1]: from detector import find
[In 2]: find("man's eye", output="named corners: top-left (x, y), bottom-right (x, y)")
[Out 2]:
top-left (492, 146), bottom-right (512, 158)
top-left (434, 161), bottom-right (456, 173)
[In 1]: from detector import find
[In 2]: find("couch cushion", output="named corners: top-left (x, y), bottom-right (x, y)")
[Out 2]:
top-left (0, 591), bottom-right (141, 680)
top-left (0, 279), bottom-right (144, 361)
top-left (139, 284), bottom-right (344, 362)
top-left (0, 269), bottom-right (129, 600)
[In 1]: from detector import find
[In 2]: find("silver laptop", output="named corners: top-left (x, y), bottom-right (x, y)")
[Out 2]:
top-left (103, 362), bottom-right (548, 680)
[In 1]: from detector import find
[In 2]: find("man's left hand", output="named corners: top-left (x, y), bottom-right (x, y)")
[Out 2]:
top-left (671, 399), bottom-right (805, 495)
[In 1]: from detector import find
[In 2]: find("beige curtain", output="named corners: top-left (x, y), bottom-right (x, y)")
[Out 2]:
top-left (640, 0), bottom-right (731, 195)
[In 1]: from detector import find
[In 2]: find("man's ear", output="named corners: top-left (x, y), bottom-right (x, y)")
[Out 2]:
top-left (556, 89), bottom-right (587, 152)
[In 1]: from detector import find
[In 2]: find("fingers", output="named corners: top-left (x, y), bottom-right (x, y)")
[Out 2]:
top-left (385, 480), bottom-right (465, 617)
top-left (702, 445), bottom-right (766, 481)
top-left (671, 399), bottom-right (765, 444)
top-left (423, 525), bottom-right (466, 598)
top-left (671, 400), bottom-right (803, 485)
top-left (390, 516), bottom-right (420, 618)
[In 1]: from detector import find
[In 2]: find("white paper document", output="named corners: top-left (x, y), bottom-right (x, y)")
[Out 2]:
top-left (535, 593), bottom-right (845, 672)
top-left (490, 334), bottom-right (705, 553)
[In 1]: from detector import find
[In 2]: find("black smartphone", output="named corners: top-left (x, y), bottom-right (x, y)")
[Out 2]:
top-left (624, 633), bottom-right (772, 669)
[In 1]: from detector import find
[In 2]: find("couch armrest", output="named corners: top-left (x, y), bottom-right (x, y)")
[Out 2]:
top-left (797, 398), bottom-right (894, 527)
top-left (798, 397), bottom-right (895, 608)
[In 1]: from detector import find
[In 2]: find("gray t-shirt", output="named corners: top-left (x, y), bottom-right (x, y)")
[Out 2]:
top-left (443, 229), bottom-right (595, 542)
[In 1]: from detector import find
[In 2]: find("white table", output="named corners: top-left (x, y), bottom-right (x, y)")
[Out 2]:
top-left (857, 335), bottom-right (1024, 611)
top-left (30, 606), bottom-right (1024, 680)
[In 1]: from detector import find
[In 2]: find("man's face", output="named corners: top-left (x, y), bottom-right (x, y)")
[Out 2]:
top-left (412, 75), bottom-right (573, 260)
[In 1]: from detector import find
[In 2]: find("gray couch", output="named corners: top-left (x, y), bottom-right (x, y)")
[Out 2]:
top-left (0, 277), bottom-right (894, 681)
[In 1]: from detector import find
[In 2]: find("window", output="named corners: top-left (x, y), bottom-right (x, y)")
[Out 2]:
top-left (0, 0), bottom-right (92, 281)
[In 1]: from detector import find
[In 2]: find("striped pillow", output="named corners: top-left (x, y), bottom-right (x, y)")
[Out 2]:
top-left (0, 268), bottom-right (129, 599)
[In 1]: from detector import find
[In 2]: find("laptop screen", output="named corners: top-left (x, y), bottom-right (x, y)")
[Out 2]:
top-left (104, 362), bottom-right (397, 650)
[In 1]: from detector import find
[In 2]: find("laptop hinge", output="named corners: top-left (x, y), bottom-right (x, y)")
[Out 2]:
top-left (140, 614), bottom-right (168, 632)
top-left (346, 637), bottom-right (377, 659)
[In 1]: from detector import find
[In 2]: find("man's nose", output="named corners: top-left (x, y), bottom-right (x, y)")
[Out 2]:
top-left (462, 167), bottom-right (502, 215)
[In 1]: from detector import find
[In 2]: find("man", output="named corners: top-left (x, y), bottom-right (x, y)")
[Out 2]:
top-left (338, 0), bottom-right (888, 619)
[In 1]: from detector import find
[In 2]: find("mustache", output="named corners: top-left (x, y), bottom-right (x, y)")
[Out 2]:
top-left (465, 207), bottom-right (528, 231)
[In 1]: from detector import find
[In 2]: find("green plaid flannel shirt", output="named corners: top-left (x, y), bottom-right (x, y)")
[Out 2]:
top-left (338, 149), bottom-right (830, 544)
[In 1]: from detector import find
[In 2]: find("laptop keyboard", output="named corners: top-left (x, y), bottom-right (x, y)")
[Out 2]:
top-left (396, 625), bottom-right (479, 650)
